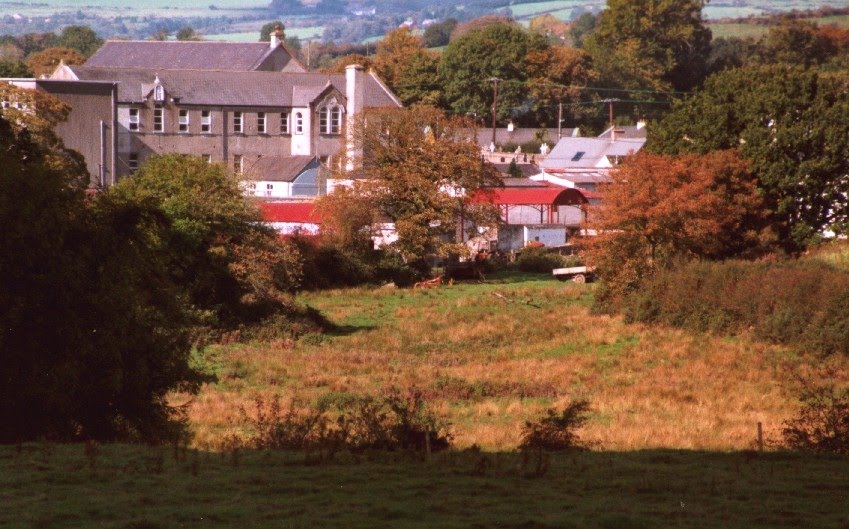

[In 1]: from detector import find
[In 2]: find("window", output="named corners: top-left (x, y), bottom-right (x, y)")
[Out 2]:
top-left (280, 111), bottom-right (289, 134)
top-left (153, 105), bottom-right (164, 133)
top-left (319, 105), bottom-right (342, 134)
top-left (201, 154), bottom-right (211, 163)
top-left (128, 108), bottom-right (139, 131)
top-left (179, 109), bottom-right (189, 133)
top-left (153, 84), bottom-right (165, 102)
top-left (246, 182), bottom-right (256, 191)
top-left (257, 112), bottom-right (266, 134)
top-left (266, 183), bottom-right (273, 197)
top-left (128, 152), bottom-right (139, 171)
top-left (233, 154), bottom-right (243, 175)
top-left (295, 112), bottom-right (303, 134)
top-left (571, 151), bottom-right (585, 162)
top-left (331, 106), bottom-right (341, 134)
top-left (233, 112), bottom-right (243, 134)
top-left (201, 110), bottom-right (211, 133)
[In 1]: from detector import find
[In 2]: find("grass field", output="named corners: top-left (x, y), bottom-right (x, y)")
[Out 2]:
top-left (180, 272), bottom-right (848, 453)
top-left (3, 443), bottom-right (849, 528)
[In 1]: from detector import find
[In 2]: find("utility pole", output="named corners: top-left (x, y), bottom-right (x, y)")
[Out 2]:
top-left (307, 39), bottom-right (311, 70)
top-left (489, 77), bottom-right (501, 147)
top-left (602, 98), bottom-right (620, 140)
top-left (558, 101), bottom-right (563, 139)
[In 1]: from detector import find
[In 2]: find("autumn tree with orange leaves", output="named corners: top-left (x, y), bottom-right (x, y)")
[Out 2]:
top-left (584, 149), bottom-right (771, 302)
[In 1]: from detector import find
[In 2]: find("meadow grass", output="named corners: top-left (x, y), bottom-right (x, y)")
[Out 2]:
top-left (182, 271), bottom-right (848, 453)
top-left (2, 443), bottom-right (848, 529)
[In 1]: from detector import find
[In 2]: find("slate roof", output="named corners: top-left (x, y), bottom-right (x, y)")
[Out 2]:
top-left (246, 155), bottom-right (317, 182)
top-left (85, 40), bottom-right (304, 72)
top-left (597, 124), bottom-right (647, 140)
top-left (474, 127), bottom-right (577, 149)
top-left (540, 137), bottom-right (646, 170)
top-left (66, 66), bottom-right (400, 108)
top-left (497, 177), bottom-right (547, 187)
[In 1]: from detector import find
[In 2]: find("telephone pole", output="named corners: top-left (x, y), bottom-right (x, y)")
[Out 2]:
top-left (489, 77), bottom-right (501, 147)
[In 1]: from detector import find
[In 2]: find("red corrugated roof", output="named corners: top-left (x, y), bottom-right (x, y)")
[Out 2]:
top-left (259, 202), bottom-right (323, 223)
top-left (472, 187), bottom-right (589, 206)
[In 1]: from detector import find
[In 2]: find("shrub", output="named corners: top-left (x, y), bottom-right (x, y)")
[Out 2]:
top-left (782, 367), bottom-right (849, 455)
top-left (519, 400), bottom-right (591, 452)
top-left (239, 388), bottom-right (452, 457)
top-left (618, 259), bottom-right (849, 356)
top-left (516, 246), bottom-right (566, 273)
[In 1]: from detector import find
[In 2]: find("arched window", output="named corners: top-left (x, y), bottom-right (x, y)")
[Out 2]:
top-left (153, 84), bottom-right (165, 102)
top-left (319, 104), bottom-right (342, 135)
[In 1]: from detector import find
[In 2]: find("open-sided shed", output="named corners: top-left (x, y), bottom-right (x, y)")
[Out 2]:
top-left (472, 187), bottom-right (592, 226)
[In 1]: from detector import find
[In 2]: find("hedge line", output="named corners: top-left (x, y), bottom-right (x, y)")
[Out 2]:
top-left (621, 259), bottom-right (849, 356)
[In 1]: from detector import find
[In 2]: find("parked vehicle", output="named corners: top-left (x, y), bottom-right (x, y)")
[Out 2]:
top-left (552, 266), bottom-right (594, 283)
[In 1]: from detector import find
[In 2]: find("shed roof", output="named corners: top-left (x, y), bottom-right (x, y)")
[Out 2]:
top-left (246, 155), bottom-right (317, 182)
top-left (472, 187), bottom-right (589, 206)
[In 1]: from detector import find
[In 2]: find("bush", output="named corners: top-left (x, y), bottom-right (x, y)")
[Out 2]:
top-left (289, 234), bottom-right (420, 289)
top-left (782, 367), bottom-right (849, 455)
top-left (239, 388), bottom-right (452, 458)
top-left (519, 400), bottom-right (591, 452)
top-left (618, 259), bottom-right (849, 356)
top-left (516, 246), bottom-right (566, 273)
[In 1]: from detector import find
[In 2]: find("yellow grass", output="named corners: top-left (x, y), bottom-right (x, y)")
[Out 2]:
top-left (180, 278), bottom-right (848, 452)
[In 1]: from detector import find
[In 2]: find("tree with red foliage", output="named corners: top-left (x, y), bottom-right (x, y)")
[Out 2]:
top-left (584, 149), bottom-right (770, 302)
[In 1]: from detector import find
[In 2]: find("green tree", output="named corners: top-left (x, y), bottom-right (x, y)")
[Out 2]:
top-left (55, 25), bottom-right (103, 57)
top-left (441, 23), bottom-right (547, 123)
top-left (584, 0), bottom-right (711, 91)
top-left (260, 21), bottom-right (285, 42)
top-left (338, 107), bottom-right (501, 266)
top-left (0, 60), bottom-right (31, 77)
top-left (373, 27), bottom-right (442, 107)
top-left (106, 154), bottom-right (303, 326)
top-left (176, 26), bottom-right (200, 41)
top-left (649, 65), bottom-right (849, 251)
top-left (569, 12), bottom-right (596, 48)
top-left (0, 102), bottom-right (204, 442)
top-left (422, 18), bottom-right (457, 48)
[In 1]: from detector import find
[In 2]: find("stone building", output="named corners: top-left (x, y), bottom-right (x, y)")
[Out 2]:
top-left (10, 34), bottom-right (401, 194)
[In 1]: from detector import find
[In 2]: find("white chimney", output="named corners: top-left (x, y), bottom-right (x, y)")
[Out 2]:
top-left (345, 64), bottom-right (365, 171)
top-left (507, 120), bottom-right (514, 132)
top-left (270, 24), bottom-right (284, 49)
top-left (636, 119), bottom-right (646, 130)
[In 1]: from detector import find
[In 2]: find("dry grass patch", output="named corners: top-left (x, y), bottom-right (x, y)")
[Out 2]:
top-left (181, 274), bottom-right (848, 451)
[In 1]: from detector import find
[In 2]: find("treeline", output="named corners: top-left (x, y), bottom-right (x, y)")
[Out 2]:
top-left (0, 25), bottom-right (102, 77)
top-left (0, 85), bottom-right (322, 443)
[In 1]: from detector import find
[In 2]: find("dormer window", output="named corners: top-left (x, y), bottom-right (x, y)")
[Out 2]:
top-left (153, 84), bottom-right (165, 102)
top-left (319, 104), bottom-right (342, 135)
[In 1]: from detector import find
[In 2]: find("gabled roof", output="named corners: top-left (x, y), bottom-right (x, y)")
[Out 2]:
top-left (541, 137), bottom-right (646, 170)
top-left (246, 155), bottom-right (317, 182)
top-left (259, 202), bottom-right (323, 224)
top-left (63, 66), bottom-right (400, 108)
top-left (85, 40), bottom-right (305, 72)
top-left (471, 187), bottom-right (589, 206)
top-left (597, 124), bottom-right (647, 140)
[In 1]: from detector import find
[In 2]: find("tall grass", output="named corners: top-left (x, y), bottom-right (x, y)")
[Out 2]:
top-left (178, 273), bottom-right (846, 451)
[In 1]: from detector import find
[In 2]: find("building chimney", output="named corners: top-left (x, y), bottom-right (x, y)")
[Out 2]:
top-left (270, 24), bottom-right (284, 48)
top-left (345, 64), bottom-right (365, 171)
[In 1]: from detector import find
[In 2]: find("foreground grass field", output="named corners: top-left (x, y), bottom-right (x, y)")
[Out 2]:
top-left (3, 443), bottom-right (848, 529)
top-left (185, 272), bottom-right (847, 452)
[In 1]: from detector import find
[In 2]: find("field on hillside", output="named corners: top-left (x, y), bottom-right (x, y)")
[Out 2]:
top-left (182, 272), bottom-right (846, 453)
top-left (3, 443), bottom-right (849, 529)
